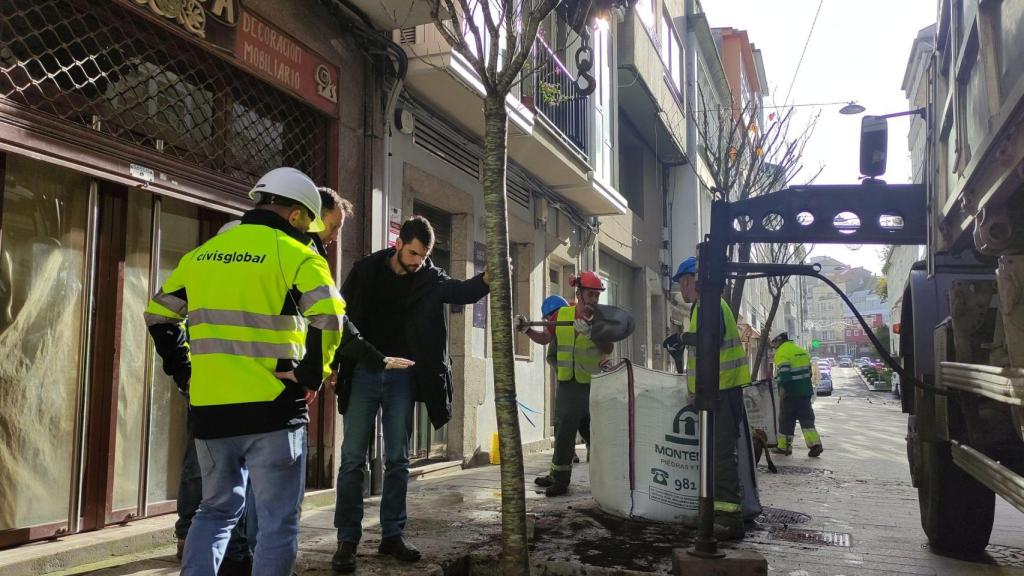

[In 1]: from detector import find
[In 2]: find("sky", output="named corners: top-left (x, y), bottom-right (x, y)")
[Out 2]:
top-left (703, 0), bottom-right (937, 274)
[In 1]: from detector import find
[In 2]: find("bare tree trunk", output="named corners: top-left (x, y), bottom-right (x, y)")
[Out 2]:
top-left (750, 290), bottom-right (782, 379)
top-left (728, 242), bottom-right (752, 314)
top-left (481, 95), bottom-right (529, 575)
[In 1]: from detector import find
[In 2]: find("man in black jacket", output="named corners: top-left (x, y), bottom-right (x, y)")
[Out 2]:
top-left (331, 216), bottom-right (490, 573)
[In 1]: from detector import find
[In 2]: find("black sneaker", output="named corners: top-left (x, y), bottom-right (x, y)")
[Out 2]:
top-left (808, 445), bottom-right (824, 458)
top-left (534, 474), bottom-right (554, 487)
top-left (332, 541), bottom-right (358, 573)
top-left (545, 482), bottom-right (569, 497)
top-left (572, 454), bottom-right (580, 463)
top-left (378, 535), bottom-right (421, 563)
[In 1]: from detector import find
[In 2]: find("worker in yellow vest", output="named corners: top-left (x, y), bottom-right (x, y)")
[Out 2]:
top-left (517, 271), bottom-right (612, 496)
top-left (145, 167), bottom-right (346, 576)
top-left (673, 256), bottom-right (751, 540)
top-left (771, 331), bottom-right (823, 457)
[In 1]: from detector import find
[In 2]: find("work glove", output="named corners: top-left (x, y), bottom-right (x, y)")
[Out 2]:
top-left (384, 357), bottom-right (416, 370)
top-left (515, 314), bottom-right (529, 333)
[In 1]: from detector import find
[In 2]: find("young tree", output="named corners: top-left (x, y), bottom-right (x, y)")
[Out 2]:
top-left (423, 0), bottom-right (627, 572)
top-left (749, 241), bottom-right (809, 378)
top-left (691, 90), bottom-right (820, 313)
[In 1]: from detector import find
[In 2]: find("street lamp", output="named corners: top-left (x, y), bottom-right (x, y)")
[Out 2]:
top-left (839, 101), bottom-right (866, 115)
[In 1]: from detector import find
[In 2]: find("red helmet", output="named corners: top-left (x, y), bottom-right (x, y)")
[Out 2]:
top-left (571, 271), bottom-right (606, 291)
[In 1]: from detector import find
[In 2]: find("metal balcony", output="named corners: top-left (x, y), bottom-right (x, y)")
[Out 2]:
top-left (531, 37), bottom-right (591, 158)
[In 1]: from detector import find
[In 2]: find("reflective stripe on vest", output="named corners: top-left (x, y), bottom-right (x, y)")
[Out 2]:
top-left (686, 298), bottom-right (752, 394)
top-left (774, 340), bottom-right (812, 389)
top-left (554, 306), bottom-right (601, 383)
top-left (144, 222), bottom-right (345, 407)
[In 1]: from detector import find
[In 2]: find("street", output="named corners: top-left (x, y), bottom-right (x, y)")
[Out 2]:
top-left (736, 366), bottom-right (1024, 575)
top-left (15, 365), bottom-right (1021, 575)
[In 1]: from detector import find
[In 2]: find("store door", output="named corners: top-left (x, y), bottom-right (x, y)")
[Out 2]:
top-left (411, 202), bottom-right (452, 460)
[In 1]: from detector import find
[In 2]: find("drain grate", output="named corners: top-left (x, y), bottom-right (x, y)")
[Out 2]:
top-left (986, 545), bottom-right (1024, 568)
top-left (768, 527), bottom-right (850, 547)
top-left (756, 507), bottom-right (810, 526)
top-left (758, 465), bottom-right (833, 476)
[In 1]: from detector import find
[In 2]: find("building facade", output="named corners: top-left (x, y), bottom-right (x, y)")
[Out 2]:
top-left (0, 0), bottom-right (375, 546)
top-left (885, 23), bottom-right (934, 354)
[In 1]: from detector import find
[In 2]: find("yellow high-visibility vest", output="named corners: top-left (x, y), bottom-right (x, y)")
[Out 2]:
top-left (144, 223), bottom-right (345, 406)
top-left (774, 340), bottom-right (813, 397)
top-left (554, 305), bottom-right (602, 384)
top-left (686, 298), bottom-right (751, 393)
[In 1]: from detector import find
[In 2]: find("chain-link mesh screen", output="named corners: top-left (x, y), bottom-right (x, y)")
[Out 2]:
top-left (0, 0), bottom-right (328, 185)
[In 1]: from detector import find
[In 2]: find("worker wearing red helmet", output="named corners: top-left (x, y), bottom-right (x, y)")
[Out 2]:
top-left (517, 271), bottom-right (612, 496)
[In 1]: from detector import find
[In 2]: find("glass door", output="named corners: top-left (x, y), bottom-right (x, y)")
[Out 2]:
top-left (0, 154), bottom-right (93, 540)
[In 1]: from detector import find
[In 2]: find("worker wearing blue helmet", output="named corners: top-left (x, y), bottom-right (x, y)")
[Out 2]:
top-left (521, 294), bottom-right (592, 488)
top-left (666, 256), bottom-right (751, 540)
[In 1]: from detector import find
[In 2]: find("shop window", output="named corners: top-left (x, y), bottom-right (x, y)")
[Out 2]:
top-left (0, 154), bottom-right (91, 530)
top-left (0, 0), bottom-right (328, 184)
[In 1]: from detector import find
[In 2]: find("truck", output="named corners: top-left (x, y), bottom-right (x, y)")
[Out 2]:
top-left (896, 0), bottom-right (1024, 556)
top-left (690, 0), bottom-right (1024, 558)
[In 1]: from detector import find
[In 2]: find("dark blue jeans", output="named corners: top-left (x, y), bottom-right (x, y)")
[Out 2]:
top-left (177, 417), bottom-right (251, 561)
top-left (334, 364), bottom-right (415, 543)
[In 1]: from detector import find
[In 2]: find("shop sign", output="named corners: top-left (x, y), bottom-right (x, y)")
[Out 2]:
top-left (118, 0), bottom-right (339, 117)
top-left (235, 9), bottom-right (338, 116)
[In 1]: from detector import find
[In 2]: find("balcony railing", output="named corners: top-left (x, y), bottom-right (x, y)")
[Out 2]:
top-left (532, 37), bottom-right (590, 157)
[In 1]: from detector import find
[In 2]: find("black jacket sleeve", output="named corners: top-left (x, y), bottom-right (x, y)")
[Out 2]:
top-left (438, 272), bottom-right (490, 305)
top-left (332, 316), bottom-right (386, 370)
top-left (147, 288), bottom-right (191, 391)
top-left (293, 326), bottom-right (325, 391)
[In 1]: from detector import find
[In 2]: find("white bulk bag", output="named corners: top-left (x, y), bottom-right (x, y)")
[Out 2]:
top-left (590, 361), bottom-right (762, 525)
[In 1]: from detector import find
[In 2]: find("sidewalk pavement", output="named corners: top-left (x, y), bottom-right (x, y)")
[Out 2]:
top-left (8, 367), bottom-right (1024, 575)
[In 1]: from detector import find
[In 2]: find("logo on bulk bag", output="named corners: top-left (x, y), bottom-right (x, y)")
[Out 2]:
top-left (664, 405), bottom-right (699, 446)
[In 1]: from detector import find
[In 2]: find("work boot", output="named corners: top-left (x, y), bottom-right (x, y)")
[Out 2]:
top-left (534, 474), bottom-right (555, 487)
top-left (771, 447), bottom-right (791, 456)
top-left (217, 555), bottom-right (253, 576)
top-left (808, 445), bottom-right (824, 458)
top-left (712, 514), bottom-right (745, 541)
top-left (176, 538), bottom-right (185, 560)
top-left (379, 535), bottom-right (421, 562)
top-left (545, 482), bottom-right (570, 497)
top-left (332, 541), bottom-right (358, 573)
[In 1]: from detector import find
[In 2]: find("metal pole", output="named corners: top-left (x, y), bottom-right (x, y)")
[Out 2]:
top-left (688, 200), bottom-right (729, 559)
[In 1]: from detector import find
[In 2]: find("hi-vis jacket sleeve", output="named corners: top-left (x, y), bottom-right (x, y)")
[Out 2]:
top-left (774, 349), bottom-right (792, 387)
top-left (144, 254), bottom-right (193, 390)
top-left (293, 255), bottom-right (346, 391)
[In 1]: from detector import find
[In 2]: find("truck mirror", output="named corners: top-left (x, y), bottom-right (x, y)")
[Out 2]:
top-left (860, 115), bottom-right (888, 178)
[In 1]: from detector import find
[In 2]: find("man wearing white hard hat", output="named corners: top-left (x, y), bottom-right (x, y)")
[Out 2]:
top-left (145, 167), bottom-right (346, 576)
top-left (771, 330), bottom-right (822, 457)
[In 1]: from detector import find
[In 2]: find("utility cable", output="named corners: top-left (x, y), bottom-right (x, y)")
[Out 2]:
top-left (783, 0), bottom-right (824, 107)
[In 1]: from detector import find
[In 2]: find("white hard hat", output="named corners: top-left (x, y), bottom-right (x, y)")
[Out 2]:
top-left (770, 329), bottom-right (788, 343)
top-left (217, 220), bottom-right (241, 235)
top-left (248, 168), bottom-right (324, 233)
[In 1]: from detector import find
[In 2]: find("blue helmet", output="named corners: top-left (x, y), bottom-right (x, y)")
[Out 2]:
top-left (541, 294), bottom-right (570, 318)
top-left (672, 257), bottom-right (697, 282)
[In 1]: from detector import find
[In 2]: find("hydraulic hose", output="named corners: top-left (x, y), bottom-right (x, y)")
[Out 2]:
top-left (725, 269), bottom-right (948, 396)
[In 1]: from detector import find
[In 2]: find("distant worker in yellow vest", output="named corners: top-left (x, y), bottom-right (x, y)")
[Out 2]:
top-left (673, 256), bottom-right (750, 540)
top-left (517, 271), bottom-right (612, 496)
top-left (145, 167), bottom-right (346, 576)
top-left (771, 331), bottom-right (823, 457)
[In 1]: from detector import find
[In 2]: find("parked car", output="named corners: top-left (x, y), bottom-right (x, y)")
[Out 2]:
top-left (838, 355), bottom-right (852, 367)
top-left (817, 373), bottom-right (833, 396)
top-left (826, 357), bottom-right (837, 367)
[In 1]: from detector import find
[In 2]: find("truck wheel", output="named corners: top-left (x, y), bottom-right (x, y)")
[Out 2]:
top-left (917, 434), bottom-right (995, 556)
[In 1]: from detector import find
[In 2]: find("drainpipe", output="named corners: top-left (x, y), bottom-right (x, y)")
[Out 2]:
top-left (671, 0), bottom-right (699, 270)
